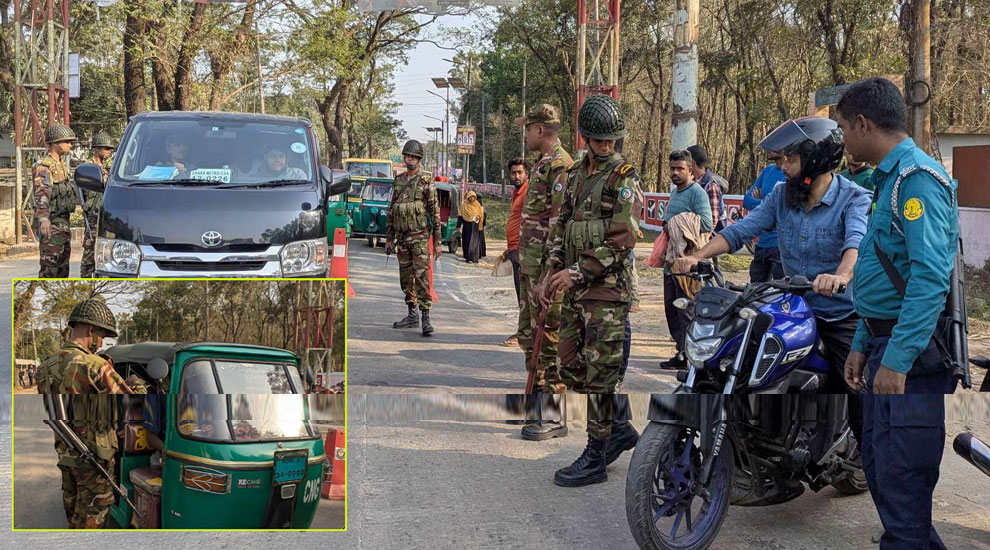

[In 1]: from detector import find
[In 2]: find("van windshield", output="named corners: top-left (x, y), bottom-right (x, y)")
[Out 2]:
top-left (113, 119), bottom-right (315, 186)
top-left (174, 394), bottom-right (318, 443)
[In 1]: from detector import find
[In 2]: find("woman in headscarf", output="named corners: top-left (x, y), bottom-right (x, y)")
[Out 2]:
top-left (457, 191), bottom-right (486, 263)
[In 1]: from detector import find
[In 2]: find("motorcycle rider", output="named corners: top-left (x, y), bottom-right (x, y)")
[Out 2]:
top-left (673, 117), bottom-right (871, 442)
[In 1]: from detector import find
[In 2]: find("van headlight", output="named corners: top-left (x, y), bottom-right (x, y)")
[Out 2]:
top-left (95, 238), bottom-right (140, 275)
top-left (280, 239), bottom-right (327, 276)
top-left (685, 336), bottom-right (723, 364)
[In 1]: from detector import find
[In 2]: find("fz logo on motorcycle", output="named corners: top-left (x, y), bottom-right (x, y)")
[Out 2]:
top-left (201, 230), bottom-right (223, 247)
top-left (782, 344), bottom-right (813, 364)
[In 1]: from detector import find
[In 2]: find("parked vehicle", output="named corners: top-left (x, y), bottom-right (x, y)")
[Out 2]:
top-left (435, 182), bottom-right (461, 254)
top-left (349, 178), bottom-right (393, 247)
top-left (103, 342), bottom-right (327, 529)
top-left (74, 111), bottom-right (350, 277)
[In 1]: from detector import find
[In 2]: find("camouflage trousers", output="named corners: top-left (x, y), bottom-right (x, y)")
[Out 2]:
top-left (397, 236), bottom-right (432, 310)
top-left (58, 457), bottom-right (115, 529)
top-left (559, 294), bottom-right (629, 440)
top-left (38, 218), bottom-right (71, 278)
top-left (516, 272), bottom-right (564, 393)
top-left (80, 209), bottom-right (99, 278)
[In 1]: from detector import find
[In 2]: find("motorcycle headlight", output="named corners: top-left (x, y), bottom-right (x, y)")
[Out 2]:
top-left (95, 238), bottom-right (140, 275)
top-left (280, 239), bottom-right (327, 276)
top-left (685, 336), bottom-right (723, 364)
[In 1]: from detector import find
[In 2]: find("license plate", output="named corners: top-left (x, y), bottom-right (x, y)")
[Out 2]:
top-left (273, 450), bottom-right (308, 484)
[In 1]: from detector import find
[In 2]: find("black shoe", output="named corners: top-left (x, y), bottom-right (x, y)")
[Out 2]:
top-left (603, 422), bottom-right (639, 466)
top-left (554, 437), bottom-right (608, 487)
top-left (421, 308), bottom-right (433, 336)
top-left (659, 353), bottom-right (686, 370)
top-left (393, 306), bottom-right (419, 329)
top-left (521, 420), bottom-right (568, 441)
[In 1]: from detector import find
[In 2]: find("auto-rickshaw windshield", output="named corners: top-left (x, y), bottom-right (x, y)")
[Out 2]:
top-left (175, 394), bottom-right (317, 443)
top-left (180, 359), bottom-right (303, 394)
top-left (346, 161), bottom-right (391, 179)
top-left (361, 183), bottom-right (392, 202)
top-left (113, 119), bottom-right (315, 185)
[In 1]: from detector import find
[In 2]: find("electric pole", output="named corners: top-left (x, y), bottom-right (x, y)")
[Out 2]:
top-left (912, 0), bottom-right (932, 154)
top-left (671, 0), bottom-right (700, 151)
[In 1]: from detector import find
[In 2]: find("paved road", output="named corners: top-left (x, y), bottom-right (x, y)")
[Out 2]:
top-left (345, 240), bottom-right (678, 393)
top-left (5, 395), bottom-right (989, 548)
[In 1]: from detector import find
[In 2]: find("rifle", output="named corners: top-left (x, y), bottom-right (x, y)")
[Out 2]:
top-left (949, 237), bottom-right (971, 389)
top-left (77, 184), bottom-right (92, 240)
top-left (43, 393), bottom-right (142, 517)
top-left (527, 277), bottom-right (553, 394)
top-left (384, 241), bottom-right (393, 269)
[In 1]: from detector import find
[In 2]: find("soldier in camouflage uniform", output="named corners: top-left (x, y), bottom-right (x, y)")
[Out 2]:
top-left (37, 299), bottom-right (146, 528)
top-left (514, 104), bottom-right (572, 441)
top-left (81, 131), bottom-right (115, 278)
top-left (33, 124), bottom-right (78, 278)
top-left (386, 139), bottom-right (442, 336)
top-left (543, 95), bottom-right (644, 487)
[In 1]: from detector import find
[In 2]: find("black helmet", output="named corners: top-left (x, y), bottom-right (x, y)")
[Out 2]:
top-left (759, 117), bottom-right (844, 183)
top-left (401, 140), bottom-right (424, 159)
top-left (68, 299), bottom-right (118, 338)
top-left (578, 95), bottom-right (627, 141)
top-left (45, 124), bottom-right (76, 144)
top-left (92, 131), bottom-right (116, 149)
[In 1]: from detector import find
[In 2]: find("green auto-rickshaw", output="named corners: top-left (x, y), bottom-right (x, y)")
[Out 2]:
top-left (435, 182), bottom-right (461, 254)
top-left (349, 178), bottom-right (393, 247)
top-left (104, 342), bottom-right (328, 530)
top-left (326, 188), bottom-right (351, 238)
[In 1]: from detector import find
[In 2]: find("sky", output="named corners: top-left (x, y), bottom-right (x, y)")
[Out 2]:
top-left (392, 12), bottom-right (483, 144)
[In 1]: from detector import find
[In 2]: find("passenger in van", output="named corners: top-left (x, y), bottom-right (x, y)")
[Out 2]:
top-left (252, 146), bottom-right (307, 180)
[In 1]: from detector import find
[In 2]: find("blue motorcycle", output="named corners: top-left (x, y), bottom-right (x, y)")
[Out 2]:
top-left (670, 261), bottom-right (838, 394)
top-left (625, 395), bottom-right (867, 550)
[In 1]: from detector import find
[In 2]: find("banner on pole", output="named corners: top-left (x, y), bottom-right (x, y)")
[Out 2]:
top-left (456, 126), bottom-right (476, 154)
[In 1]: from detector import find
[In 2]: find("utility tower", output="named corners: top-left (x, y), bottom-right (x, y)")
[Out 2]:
top-left (575, 0), bottom-right (621, 150)
top-left (12, 0), bottom-right (71, 244)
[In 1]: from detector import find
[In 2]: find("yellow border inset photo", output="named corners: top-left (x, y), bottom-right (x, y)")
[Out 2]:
top-left (10, 278), bottom-right (348, 531)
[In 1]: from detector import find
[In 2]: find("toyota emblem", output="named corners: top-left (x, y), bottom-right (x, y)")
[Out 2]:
top-left (201, 231), bottom-right (223, 247)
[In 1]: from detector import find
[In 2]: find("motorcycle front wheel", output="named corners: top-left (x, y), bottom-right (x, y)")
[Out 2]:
top-left (625, 423), bottom-right (734, 550)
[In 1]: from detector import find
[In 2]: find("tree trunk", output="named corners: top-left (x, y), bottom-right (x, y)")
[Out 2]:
top-left (123, 1), bottom-right (148, 118)
top-left (208, 0), bottom-right (258, 110)
top-left (174, 3), bottom-right (207, 111)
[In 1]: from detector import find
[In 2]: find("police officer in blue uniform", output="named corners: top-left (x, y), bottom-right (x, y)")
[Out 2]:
top-left (838, 77), bottom-right (958, 549)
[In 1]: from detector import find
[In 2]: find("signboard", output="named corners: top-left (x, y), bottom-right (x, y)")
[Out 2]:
top-left (456, 126), bottom-right (476, 154)
top-left (640, 193), bottom-right (748, 231)
top-left (68, 53), bottom-right (80, 99)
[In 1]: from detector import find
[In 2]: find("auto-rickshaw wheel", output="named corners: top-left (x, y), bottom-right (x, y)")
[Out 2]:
top-left (368, 237), bottom-right (377, 247)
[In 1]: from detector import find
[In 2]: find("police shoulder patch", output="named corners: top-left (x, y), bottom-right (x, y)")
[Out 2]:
top-left (619, 187), bottom-right (633, 202)
top-left (903, 197), bottom-right (924, 221)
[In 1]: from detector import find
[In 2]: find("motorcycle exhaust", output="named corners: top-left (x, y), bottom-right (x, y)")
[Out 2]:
top-left (953, 433), bottom-right (990, 478)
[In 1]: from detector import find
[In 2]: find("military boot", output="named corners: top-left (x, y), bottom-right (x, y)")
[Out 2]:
top-left (553, 436), bottom-right (608, 487)
top-left (603, 421), bottom-right (639, 465)
top-left (392, 306), bottom-right (419, 329)
top-left (421, 308), bottom-right (433, 336)
top-left (522, 393), bottom-right (568, 441)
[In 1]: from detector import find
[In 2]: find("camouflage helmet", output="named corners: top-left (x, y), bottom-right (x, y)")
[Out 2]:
top-left (401, 140), bottom-right (424, 159)
top-left (45, 123), bottom-right (76, 144)
top-left (578, 94), bottom-right (627, 141)
top-left (92, 131), bottom-right (116, 149)
top-left (68, 299), bottom-right (118, 338)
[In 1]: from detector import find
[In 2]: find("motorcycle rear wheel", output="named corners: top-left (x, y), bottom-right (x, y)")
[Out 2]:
top-left (625, 423), bottom-right (734, 550)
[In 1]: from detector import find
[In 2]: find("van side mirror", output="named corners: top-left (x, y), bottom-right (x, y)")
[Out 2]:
top-left (305, 366), bottom-right (315, 386)
top-left (74, 163), bottom-right (105, 193)
top-left (321, 166), bottom-right (351, 196)
top-left (146, 358), bottom-right (169, 381)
